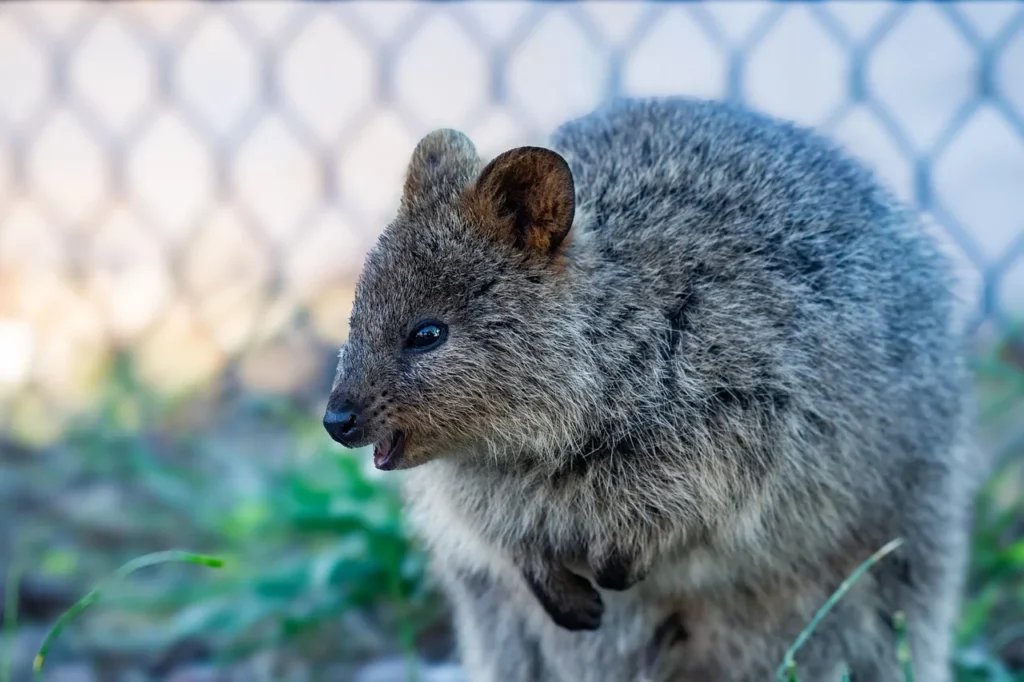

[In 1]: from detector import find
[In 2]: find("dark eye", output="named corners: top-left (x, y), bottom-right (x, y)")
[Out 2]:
top-left (405, 321), bottom-right (448, 352)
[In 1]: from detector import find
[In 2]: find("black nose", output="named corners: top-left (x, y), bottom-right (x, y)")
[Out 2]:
top-left (323, 403), bottom-right (364, 447)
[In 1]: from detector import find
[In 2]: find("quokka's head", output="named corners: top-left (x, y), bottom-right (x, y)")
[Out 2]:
top-left (323, 129), bottom-right (598, 471)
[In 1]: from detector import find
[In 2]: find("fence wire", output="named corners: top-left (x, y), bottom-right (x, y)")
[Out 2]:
top-left (0, 1), bottom-right (1022, 425)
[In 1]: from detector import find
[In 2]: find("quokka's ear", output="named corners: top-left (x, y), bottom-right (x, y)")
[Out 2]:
top-left (469, 146), bottom-right (575, 254)
top-left (401, 129), bottom-right (480, 211)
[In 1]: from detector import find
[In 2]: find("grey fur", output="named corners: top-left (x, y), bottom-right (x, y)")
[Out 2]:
top-left (327, 97), bottom-right (983, 681)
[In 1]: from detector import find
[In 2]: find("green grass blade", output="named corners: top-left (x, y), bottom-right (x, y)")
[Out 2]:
top-left (33, 550), bottom-right (223, 679)
top-left (894, 610), bottom-right (914, 682)
top-left (776, 537), bottom-right (905, 681)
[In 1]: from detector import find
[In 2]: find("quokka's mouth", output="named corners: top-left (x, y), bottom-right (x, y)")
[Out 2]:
top-left (373, 430), bottom-right (407, 471)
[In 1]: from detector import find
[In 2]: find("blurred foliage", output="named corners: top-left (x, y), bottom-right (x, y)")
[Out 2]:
top-left (1, 325), bottom-right (1023, 680)
top-left (955, 328), bottom-right (1024, 681)
top-left (2, 350), bottom-right (448, 678)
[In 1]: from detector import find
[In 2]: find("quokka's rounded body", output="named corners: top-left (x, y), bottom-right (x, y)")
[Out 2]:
top-left (326, 97), bottom-right (981, 681)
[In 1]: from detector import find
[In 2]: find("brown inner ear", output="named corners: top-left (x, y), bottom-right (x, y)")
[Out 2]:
top-left (472, 146), bottom-right (575, 253)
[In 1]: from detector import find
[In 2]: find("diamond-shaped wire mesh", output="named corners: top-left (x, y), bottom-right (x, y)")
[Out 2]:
top-left (0, 1), bottom-right (1022, 428)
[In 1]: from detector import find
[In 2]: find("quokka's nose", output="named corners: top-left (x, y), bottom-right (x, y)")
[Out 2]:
top-left (323, 402), bottom-right (364, 447)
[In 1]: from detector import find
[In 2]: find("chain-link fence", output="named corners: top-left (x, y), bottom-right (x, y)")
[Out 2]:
top-left (0, 1), bottom-right (1022, 434)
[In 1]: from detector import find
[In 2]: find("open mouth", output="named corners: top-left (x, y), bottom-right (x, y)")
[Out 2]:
top-left (373, 430), bottom-right (407, 471)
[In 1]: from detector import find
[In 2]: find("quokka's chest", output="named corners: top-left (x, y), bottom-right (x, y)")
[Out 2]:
top-left (405, 462), bottom-right (608, 555)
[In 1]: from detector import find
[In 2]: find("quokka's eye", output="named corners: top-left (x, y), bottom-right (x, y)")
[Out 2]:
top-left (405, 321), bottom-right (448, 352)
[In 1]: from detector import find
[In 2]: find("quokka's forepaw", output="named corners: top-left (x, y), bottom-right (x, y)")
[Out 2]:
top-left (592, 549), bottom-right (647, 592)
top-left (524, 565), bottom-right (605, 631)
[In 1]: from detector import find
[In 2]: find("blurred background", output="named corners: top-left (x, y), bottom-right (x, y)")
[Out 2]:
top-left (0, 1), bottom-right (1022, 681)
